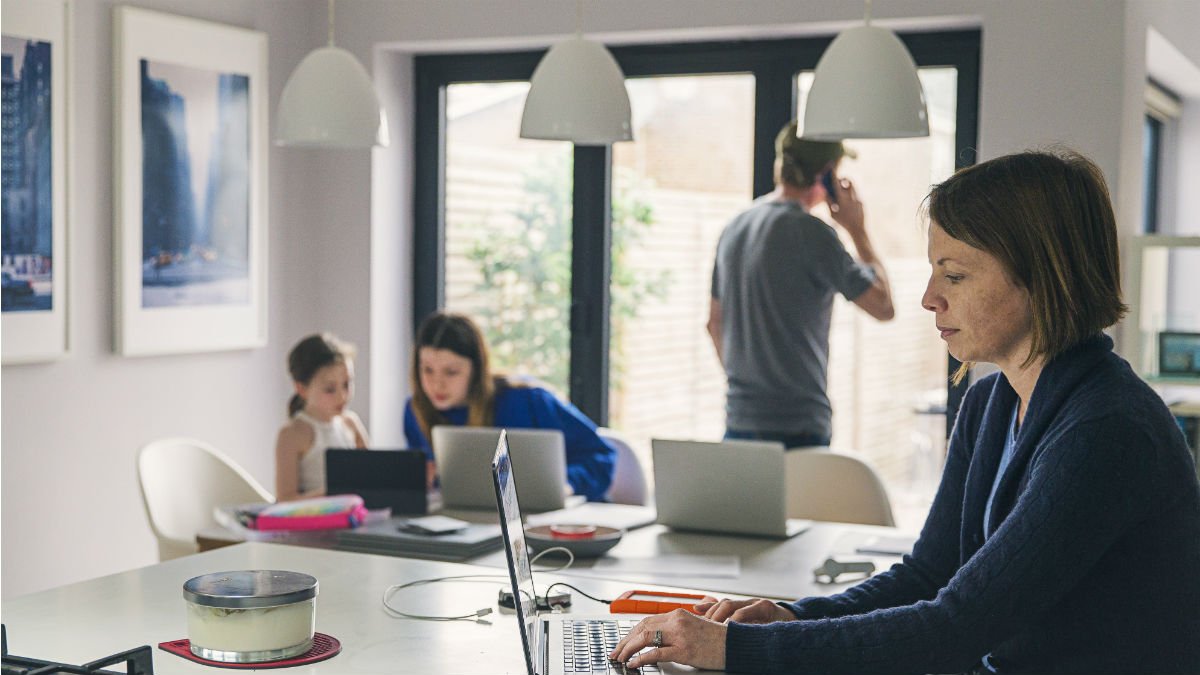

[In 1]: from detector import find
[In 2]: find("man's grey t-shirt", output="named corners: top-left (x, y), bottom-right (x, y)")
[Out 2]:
top-left (711, 198), bottom-right (875, 438)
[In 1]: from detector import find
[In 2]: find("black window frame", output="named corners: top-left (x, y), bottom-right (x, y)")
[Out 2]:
top-left (1142, 113), bottom-right (1163, 234)
top-left (413, 30), bottom-right (981, 434)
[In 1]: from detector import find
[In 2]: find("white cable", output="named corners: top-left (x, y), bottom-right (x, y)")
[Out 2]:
top-left (380, 545), bottom-right (576, 621)
top-left (529, 545), bottom-right (575, 572)
top-left (381, 573), bottom-right (504, 622)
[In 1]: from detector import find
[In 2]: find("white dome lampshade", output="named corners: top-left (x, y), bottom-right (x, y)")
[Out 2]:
top-left (803, 25), bottom-right (929, 141)
top-left (275, 46), bottom-right (389, 148)
top-left (520, 37), bottom-right (632, 145)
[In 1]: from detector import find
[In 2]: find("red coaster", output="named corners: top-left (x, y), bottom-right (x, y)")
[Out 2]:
top-left (158, 632), bottom-right (341, 669)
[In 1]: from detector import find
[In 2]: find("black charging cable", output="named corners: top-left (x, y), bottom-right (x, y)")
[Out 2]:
top-left (542, 582), bottom-right (612, 607)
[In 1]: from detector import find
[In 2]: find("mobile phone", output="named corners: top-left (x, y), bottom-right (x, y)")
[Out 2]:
top-left (821, 170), bottom-right (838, 203)
top-left (400, 515), bottom-right (469, 535)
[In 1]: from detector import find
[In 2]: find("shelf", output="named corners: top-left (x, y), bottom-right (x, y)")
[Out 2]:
top-left (1143, 375), bottom-right (1200, 386)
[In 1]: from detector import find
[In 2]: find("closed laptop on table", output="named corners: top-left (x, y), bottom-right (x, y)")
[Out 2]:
top-left (325, 448), bottom-right (428, 514)
top-left (652, 438), bottom-right (810, 538)
top-left (434, 426), bottom-right (568, 512)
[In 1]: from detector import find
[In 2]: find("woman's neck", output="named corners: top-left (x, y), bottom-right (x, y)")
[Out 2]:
top-left (1002, 359), bottom-right (1045, 425)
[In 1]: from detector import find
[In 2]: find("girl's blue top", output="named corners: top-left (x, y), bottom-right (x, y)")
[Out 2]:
top-left (404, 384), bottom-right (616, 502)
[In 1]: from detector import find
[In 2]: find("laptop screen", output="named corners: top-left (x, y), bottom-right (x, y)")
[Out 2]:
top-left (491, 430), bottom-right (541, 675)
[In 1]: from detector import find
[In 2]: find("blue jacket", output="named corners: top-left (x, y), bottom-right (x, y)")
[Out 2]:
top-left (404, 385), bottom-right (616, 502)
top-left (727, 335), bottom-right (1200, 674)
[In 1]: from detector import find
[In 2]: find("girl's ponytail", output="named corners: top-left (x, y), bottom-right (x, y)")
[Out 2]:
top-left (288, 393), bottom-right (305, 418)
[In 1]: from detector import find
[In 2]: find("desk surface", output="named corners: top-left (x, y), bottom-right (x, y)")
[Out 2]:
top-left (5, 519), bottom-right (911, 674)
top-left (203, 506), bottom-right (910, 601)
top-left (1, 542), bottom-right (686, 674)
top-left (475, 522), bottom-right (907, 601)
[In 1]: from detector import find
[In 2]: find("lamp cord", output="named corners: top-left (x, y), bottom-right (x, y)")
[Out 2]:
top-left (864, 0), bottom-right (872, 25)
top-left (327, 0), bottom-right (336, 47)
top-left (575, 0), bottom-right (583, 36)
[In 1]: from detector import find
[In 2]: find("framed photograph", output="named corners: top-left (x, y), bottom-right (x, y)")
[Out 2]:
top-left (114, 7), bottom-right (267, 356)
top-left (2, 0), bottom-right (68, 364)
top-left (1159, 331), bottom-right (1200, 378)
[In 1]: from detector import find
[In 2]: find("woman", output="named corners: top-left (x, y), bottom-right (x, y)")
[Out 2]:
top-left (611, 149), bottom-right (1200, 674)
top-left (403, 311), bottom-right (616, 501)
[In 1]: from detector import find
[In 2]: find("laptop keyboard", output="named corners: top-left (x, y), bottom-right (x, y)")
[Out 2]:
top-left (562, 619), bottom-right (661, 674)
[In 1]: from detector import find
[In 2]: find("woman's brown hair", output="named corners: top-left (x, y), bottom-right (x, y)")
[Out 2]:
top-left (410, 312), bottom-right (499, 444)
top-left (926, 148), bottom-right (1128, 383)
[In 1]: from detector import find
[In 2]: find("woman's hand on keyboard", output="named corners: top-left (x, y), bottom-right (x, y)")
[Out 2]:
top-left (697, 597), bottom-right (795, 624)
top-left (609, 609), bottom-right (726, 671)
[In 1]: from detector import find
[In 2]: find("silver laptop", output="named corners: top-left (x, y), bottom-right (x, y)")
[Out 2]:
top-left (652, 439), bottom-right (810, 538)
top-left (435, 426), bottom-right (568, 512)
top-left (493, 431), bottom-right (703, 675)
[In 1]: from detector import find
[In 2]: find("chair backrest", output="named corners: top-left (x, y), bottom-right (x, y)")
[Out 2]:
top-left (136, 437), bottom-right (273, 561)
top-left (784, 448), bottom-right (896, 527)
top-left (597, 428), bottom-right (648, 505)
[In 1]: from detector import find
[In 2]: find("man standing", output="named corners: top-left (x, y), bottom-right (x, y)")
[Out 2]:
top-left (708, 121), bottom-right (894, 448)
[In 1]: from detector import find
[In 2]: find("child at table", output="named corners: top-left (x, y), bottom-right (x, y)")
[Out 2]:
top-left (275, 333), bottom-right (369, 501)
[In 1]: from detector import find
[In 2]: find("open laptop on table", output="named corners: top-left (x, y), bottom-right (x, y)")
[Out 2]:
top-left (493, 430), bottom-right (709, 675)
top-left (436, 426), bottom-right (568, 512)
top-left (652, 439), bottom-right (810, 539)
top-left (325, 448), bottom-right (428, 514)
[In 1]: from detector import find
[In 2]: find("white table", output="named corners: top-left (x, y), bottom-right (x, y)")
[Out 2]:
top-left (1, 542), bottom-right (693, 674)
top-left (4, 518), bottom-right (913, 673)
top-left (200, 511), bottom-right (912, 601)
top-left (473, 522), bottom-right (911, 601)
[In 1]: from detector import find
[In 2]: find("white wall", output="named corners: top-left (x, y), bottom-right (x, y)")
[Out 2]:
top-left (0, 0), bottom-right (340, 598)
top-left (3, 0), bottom-right (1197, 598)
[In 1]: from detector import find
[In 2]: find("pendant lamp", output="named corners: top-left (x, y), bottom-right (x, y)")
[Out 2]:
top-left (519, 2), bottom-right (632, 145)
top-left (802, 0), bottom-right (928, 141)
top-left (276, 0), bottom-right (388, 148)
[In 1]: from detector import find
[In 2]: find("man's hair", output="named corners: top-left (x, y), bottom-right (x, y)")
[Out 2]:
top-left (775, 120), bottom-right (847, 188)
top-left (926, 148), bottom-right (1127, 379)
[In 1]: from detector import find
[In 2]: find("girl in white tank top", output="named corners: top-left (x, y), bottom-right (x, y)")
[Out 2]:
top-left (292, 411), bottom-right (358, 494)
top-left (275, 334), bottom-right (370, 501)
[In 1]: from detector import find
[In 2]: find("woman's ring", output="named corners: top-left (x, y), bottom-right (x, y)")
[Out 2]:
top-left (652, 630), bottom-right (663, 648)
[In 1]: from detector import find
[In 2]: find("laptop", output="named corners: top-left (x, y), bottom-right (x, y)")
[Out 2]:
top-left (651, 439), bottom-right (810, 538)
top-left (435, 426), bottom-right (568, 512)
top-left (493, 430), bottom-right (703, 675)
top-left (325, 448), bottom-right (428, 514)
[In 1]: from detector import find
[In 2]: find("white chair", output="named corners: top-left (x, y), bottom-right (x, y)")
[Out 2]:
top-left (784, 448), bottom-right (896, 526)
top-left (136, 437), bottom-right (274, 561)
top-left (597, 427), bottom-right (648, 505)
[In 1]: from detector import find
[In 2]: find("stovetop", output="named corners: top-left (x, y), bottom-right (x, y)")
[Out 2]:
top-left (1, 625), bottom-right (154, 675)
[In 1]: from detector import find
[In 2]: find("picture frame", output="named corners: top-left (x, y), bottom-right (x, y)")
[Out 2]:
top-left (2, 0), bottom-right (69, 364)
top-left (1158, 331), bottom-right (1200, 378)
top-left (113, 6), bottom-right (267, 356)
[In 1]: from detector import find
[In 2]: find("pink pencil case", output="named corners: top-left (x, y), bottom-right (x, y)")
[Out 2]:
top-left (251, 494), bottom-right (368, 531)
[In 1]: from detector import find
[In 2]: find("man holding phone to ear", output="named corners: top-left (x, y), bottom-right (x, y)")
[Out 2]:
top-left (707, 120), bottom-right (894, 449)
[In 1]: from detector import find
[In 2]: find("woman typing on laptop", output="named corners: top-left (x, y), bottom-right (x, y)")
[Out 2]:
top-left (610, 149), bottom-right (1200, 674)
top-left (403, 312), bottom-right (616, 502)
